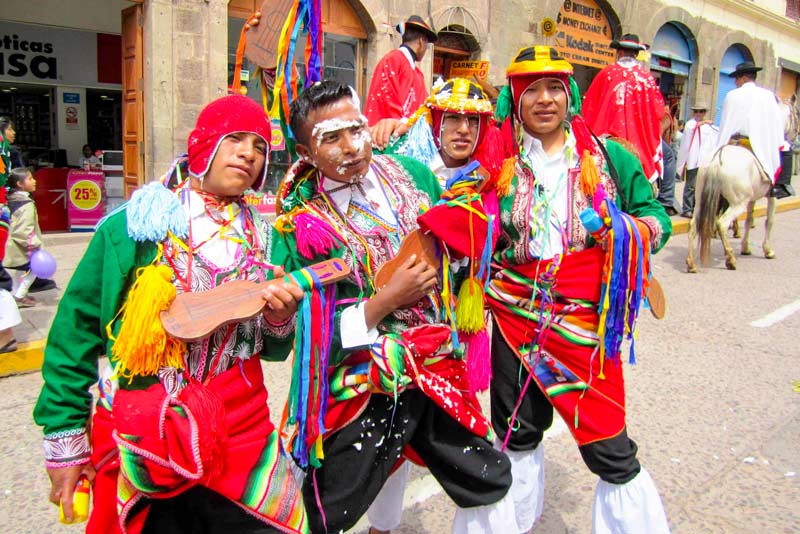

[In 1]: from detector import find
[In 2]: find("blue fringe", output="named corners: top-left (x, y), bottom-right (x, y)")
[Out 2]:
top-left (399, 119), bottom-right (439, 167)
top-left (126, 181), bottom-right (188, 242)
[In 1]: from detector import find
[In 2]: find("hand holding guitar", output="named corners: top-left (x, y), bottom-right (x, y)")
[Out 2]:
top-left (261, 266), bottom-right (305, 325)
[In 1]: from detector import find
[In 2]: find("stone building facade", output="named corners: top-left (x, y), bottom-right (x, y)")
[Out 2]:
top-left (2, 0), bottom-right (798, 192)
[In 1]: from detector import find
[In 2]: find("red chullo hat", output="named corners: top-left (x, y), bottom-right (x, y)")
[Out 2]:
top-left (187, 95), bottom-right (271, 190)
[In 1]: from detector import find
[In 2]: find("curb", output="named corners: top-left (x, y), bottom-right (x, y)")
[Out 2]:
top-left (0, 339), bottom-right (46, 378)
top-left (1, 197), bottom-right (798, 379)
top-left (670, 196), bottom-right (800, 235)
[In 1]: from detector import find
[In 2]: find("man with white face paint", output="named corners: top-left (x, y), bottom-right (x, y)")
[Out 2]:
top-left (483, 47), bottom-right (672, 534)
top-left (271, 80), bottom-right (515, 534)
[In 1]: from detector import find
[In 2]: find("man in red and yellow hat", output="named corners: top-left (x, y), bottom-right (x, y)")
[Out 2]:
top-left (483, 46), bottom-right (672, 534)
top-left (582, 33), bottom-right (666, 184)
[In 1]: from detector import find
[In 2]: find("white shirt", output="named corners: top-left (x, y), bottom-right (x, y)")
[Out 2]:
top-left (323, 168), bottom-right (398, 349)
top-left (716, 81), bottom-right (783, 178)
top-left (428, 153), bottom-right (465, 189)
top-left (521, 129), bottom-right (575, 260)
top-left (183, 190), bottom-right (247, 268)
top-left (676, 117), bottom-right (719, 174)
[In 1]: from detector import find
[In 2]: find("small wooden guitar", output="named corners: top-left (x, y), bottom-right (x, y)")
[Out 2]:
top-left (161, 258), bottom-right (350, 341)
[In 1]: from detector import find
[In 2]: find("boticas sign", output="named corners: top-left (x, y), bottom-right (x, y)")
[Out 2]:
top-left (0, 20), bottom-right (120, 87)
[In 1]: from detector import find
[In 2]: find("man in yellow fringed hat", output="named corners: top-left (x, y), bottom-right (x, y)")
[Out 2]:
top-left (482, 46), bottom-right (672, 533)
top-left (366, 77), bottom-right (497, 534)
top-left (34, 95), bottom-right (309, 534)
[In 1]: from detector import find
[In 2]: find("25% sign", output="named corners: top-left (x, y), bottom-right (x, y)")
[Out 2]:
top-left (69, 180), bottom-right (102, 210)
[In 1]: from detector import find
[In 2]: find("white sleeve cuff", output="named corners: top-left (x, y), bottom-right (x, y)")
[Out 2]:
top-left (340, 302), bottom-right (380, 349)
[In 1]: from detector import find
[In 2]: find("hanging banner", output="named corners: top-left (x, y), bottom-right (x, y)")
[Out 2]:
top-left (555, 0), bottom-right (615, 69)
top-left (244, 0), bottom-right (297, 69)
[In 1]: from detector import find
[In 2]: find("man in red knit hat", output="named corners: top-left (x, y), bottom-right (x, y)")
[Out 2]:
top-left (35, 95), bottom-right (309, 534)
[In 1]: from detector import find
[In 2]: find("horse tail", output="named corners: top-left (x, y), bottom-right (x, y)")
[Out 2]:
top-left (696, 148), bottom-right (724, 266)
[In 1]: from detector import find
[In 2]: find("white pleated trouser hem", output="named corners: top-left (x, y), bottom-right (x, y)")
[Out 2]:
top-left (0, 290), bottom-right (22, 330)
top-left (494, 439), bottom-right (545, 533)
top-left (451, 486), bottom-right (517, 534)
top-left (366, 461), bottom-right (412, 531)
top-left (592, 466), bottom-right (670, 534)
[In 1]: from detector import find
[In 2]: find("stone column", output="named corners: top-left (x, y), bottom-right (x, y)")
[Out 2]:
top-left (142, 0), bottom-right (229, 181)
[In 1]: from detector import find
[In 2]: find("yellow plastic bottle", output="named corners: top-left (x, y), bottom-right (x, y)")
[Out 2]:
top-left (58, 475), bottom-right (90, 524)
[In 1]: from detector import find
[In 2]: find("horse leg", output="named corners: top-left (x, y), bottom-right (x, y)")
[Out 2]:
top-left (763, 196), bottom-right (776, 259)
top-left (687, 214), bottom-right (698, 273)
top-left (717, 204), bottom-right (746, 270)
top-left (731, 218), bottom-right (740, 239)
top-left (741, 201), bottom-right (755, 255)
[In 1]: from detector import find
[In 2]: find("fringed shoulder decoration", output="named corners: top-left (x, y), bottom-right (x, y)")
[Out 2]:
top-left (126, 181), bottom-right (188, 242)
top-left (397, 114), bottom-right (438, 167)
top-left (108, 244), bottom-right (186, 380)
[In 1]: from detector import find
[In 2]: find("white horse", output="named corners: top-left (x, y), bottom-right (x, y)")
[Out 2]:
top-left (686, 144), bottom-right (776, 272)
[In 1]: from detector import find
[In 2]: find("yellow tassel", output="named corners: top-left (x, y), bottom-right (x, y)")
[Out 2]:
top-left (111, 264), bottom-right (185, 379)
top-left (495, 157), bottom-right (516, 197)
top-left (456, 277), bottom-right (486, 334)
top-left (580, 149), bottom-right (600, 197)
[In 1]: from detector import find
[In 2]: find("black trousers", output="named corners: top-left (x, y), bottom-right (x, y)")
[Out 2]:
top-left (682, 167), bottom-right (699, 215)
top-left (141, 486), bottom-right (283, 534)
top-left (489, 319), bottom-right (641, 485)
top-left (302, 389), bottom-right (512, 533)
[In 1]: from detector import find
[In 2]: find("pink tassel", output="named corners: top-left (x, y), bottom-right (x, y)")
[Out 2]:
top-left (464, 329), bottom-right (491, 395)
top-left (294, 211), bottom-right (337, 259)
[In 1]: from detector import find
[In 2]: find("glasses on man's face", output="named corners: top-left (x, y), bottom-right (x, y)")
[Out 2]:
top-left (442, 114), bottom-right (480, 130)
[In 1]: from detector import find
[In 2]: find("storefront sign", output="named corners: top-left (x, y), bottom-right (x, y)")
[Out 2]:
top-left (541, 18), bottom-right (557, 37)
top-left (67, 170), bottom-right (105, 231)
top-left (0, 20), bottom-right (119, 88)
top-left (449, 60), bottom-right (490, 80)
top-left (555, 0), bottom-right (615, 69)
top-left (270, 119), bottom-right (286, 151)
top-left (243, 191), bottom-right (277, 218)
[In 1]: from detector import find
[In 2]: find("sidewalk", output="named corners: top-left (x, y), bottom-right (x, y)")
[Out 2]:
top-left (2, 191), bottom-right (799, 377)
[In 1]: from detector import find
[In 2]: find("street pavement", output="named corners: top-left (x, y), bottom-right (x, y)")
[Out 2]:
top-left (1, 194), bottom-right (798, 533)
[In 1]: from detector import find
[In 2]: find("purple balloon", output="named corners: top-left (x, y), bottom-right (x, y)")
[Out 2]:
top-left (30, 249), bottom-right (57, 279)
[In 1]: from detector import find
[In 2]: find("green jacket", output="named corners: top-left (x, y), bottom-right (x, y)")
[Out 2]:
top-left (494, 139), bottom-right (672, 266)
top-left (270, 154), bottom-right (443, 368)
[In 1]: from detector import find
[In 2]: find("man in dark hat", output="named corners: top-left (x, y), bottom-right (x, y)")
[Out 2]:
top-left (676, 102), bottom-right (719, 216)
top-left (365, 15), bottom-right (438, 133)
top-left (582, 33), bottom-right (666, 184)
top-left (717, 61), bottom-right (784, 190)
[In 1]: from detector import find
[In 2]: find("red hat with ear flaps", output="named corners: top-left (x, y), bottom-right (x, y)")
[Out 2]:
top-left (187, 95), bottom-right (271, 190)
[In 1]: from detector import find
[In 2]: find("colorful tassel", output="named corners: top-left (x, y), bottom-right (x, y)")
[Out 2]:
top-left (456, 277), bottom-right (486, 334)
top-left (126, 182), bottom-right (188, 242)
top-left (285, 267), bottom-right (335, 468)
top-left (494, 85), bottom-right (512, 123)
top-left (495, 157), bottom-right (516, 198)
top-left (463, 329), bottom-right (491, 395)
top-left (110, 264), bottom-right (185, 379)
top-left (579, 149), bottom-right (600, 197)
top-left (293, 210), bottom-right (338, 259)
top-left (474, 123), bottom-right (508, 178)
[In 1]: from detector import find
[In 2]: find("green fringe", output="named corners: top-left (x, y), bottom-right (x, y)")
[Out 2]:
top-left (569, 76), bottom-right (582, 116)
top-left (495, 85), bottom-right (512, 123)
